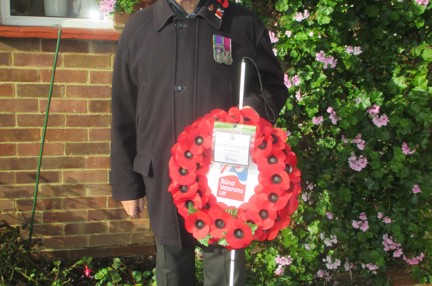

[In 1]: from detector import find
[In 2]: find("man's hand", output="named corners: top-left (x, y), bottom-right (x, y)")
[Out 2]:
top-left (121, 198), bottom-right (145, 218)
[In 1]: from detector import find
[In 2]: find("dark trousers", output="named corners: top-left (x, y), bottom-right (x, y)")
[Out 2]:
top-left (155, 241), bottom-right (246, 286)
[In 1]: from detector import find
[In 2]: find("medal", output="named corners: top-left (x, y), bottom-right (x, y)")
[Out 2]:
top-left (213, 34), bottom-right (233, 66)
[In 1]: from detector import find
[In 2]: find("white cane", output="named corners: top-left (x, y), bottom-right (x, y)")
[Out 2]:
top-left (228, 58), bottom-right (247, 286)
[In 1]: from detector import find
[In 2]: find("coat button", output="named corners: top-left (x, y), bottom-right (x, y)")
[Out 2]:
top-left (174, 21), bottom-right (183, 29)
top-left (174, 85), bottom-right (184, 92)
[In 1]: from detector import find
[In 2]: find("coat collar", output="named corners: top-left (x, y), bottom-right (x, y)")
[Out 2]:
top-left (153, 0), bottom-right (226, 31)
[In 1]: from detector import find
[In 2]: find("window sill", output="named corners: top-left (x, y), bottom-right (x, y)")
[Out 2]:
top-left (0, 25), bottom-right (120, 41)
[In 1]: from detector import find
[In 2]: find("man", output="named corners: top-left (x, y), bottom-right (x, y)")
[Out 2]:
top-left (110, 0), bottom-right (287, 285)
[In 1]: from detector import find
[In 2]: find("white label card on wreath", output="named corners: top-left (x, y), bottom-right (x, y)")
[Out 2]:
top-left (212, 122), bottom-right (256, 166)
top-left (207, 122), bottom-right (258, 208)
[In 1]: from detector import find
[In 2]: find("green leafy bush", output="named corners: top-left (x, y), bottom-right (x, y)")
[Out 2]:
top-left (243, 0), bottom-right (431, 284)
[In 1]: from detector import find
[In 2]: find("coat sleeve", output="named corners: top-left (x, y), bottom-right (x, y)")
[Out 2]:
top-left (242, 25), bottom-right (288, 124)
top-left (110, 33), bottom-right (146, 201)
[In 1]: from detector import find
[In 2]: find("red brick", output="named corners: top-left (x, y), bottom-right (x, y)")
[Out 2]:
top-left (17, 142), bottom-right (64, 156)
top-left (131, 232), bottom-right (154, 245)
top-left (0, 129), bottom-right (40, 142)
top-left (0, 52), bottom-right (11, 66)
top-left (0, 199), bottom-right (15, 211)
top-left (0, 212), bottom-right (42, 225)
top-left (109, 220), bottom-right (149, 233)
top-left (63, 197), bottom-right (107, 210)
top-left (33, 223), bottom-right (64, 236)
top-left (43, 235), bottom-right (88, 249)
top-left (63, 170), bottom-right (108, 183)
top-left (0, 38), bottom-right (41, 52)
top-left (86, 156), bottom-right (110, 169)
top-left (66, 115), bottom-right (110, 127)
top-left (16, 171), bottom-right (61, 184)
top-left (88, 208), bottom-right (128, 221)
top-left (0, 185), bottom-right (34, 199)
top-left (65, 142), bottom-right (109, 155)
top-left (89, 128), bottom-right (110, 141)
top-left (65, 222), bottom-right (108, 235)
top-left (0, 83), bottom-right (14, 97)
top-left (0, 157), bottom-right (38, 171)
top-left (0, 172), bottom-right (15, 184)
top-left (89, 233), bottom-right (130, 247)
top-left (40, 99), bottom-right (87, 113)
top-left (13, 53), bottom-right (62, 67)
top-left (0, 99), bottom-right (39, 112)
top-left (0, 68), bottom-right (39, 82)
top-left (42, 39), bottom-right (90, 53)
top-left (44, 128), bottom-right (87, 142)
top-left (90, 71), bottom-right (113, 84)
top-left (41, 69), bottom-right (88, 83)
top-left (39, 184), bottom-right (86, 198)
top-left (42, 156), bottom-right (86, 169)
top-left (16, 198), bottom-right (62, 211)
top-left (17, 114), bottom-right (65, 127)
top-left (43, 210), bottom-right (87, 223)
top-left (0, 143), bottom-right (16, 156)
top-left (86, 184), bottom-right (112, 196)
top-left (16, 84), bottom-right (64, 98)
top-left (89, 99), bottom-right (111, 113)
top-left (90, 41), bottom-right (117, 54)
top-left (63, 54), bottom-right (111, 69)
top-left (0, 114), bottom-right (15, 127)
top-left (66, 85), bottom-right (111, 99)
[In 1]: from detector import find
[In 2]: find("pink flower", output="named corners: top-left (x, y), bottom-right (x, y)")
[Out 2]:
top-left (312, 116), bottom-right (324, 125)
top-left (402, 142), bottom-right (415, 155)
top-left (99, 0), bottom-right (116, 16)
top-left (362, 263), bottom-right (379, 274)
top-left (367, 104), bottom-right (380, 115)
top-left (352, 134), bottom-right (366, 150)
top-left (269, 31), bottom-right (279, 43)
top-left (383, 216), bottom-right (392, 224)
top-left (295, 89), bottom-right (304, 101)
top-left (326, 212), bottom-right (333, 220)
top-left (327, 107), bottom-right (341, 124)
top-left (415, 0), bottom-right (429, 7)
top-left (360, 220), bottom-right (369, 232)
top-left (292, 75), bottom-right (301, 86)
top-left (353, 46), bottom-right (363, 55)
top-left (352, 220), bottom-right (359, 229)
top-left (316, 51), bottom-right (337, 69)
top-left (403, 253), bottom-right (425, 265)
top-left (323, 256), bottom-right (341, 270)
top-left (359, 212), bottom-right (367, 221)
top-left (294, 9), bottom-right (310, 22)
top-left (284, 74), bottom-right (292, 88)
top-left (372, 114), bottom-right (389, 127)
top-left (412, 184), bottom-right (421, 194)
top-left (275, 255), bottom-right (293, 266)
top-left (377, 212), bottom-right (383, 219)
top-left (394, 248), bottom-right (403, 258)
top-left (348, 154), bottom-right (368, 171)
top-left (274, 264), bottom-right (284, 276)
top-left (84, 265), bottom-right (92, 277)
top-left (285, 30), bottom-right (292, 37)
top-left (345, 45), bottom-right (362, 55)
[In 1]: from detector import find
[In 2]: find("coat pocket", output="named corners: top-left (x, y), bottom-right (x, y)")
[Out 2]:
top-left (133, 153), bottom-right (153, 178)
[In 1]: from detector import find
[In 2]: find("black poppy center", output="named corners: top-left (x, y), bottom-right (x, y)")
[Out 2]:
top-left (179, 185), bottom-right (188, 193)
top-left (185, 200), bottom-right (194, 208)
top-left (195, 136), bottom-right (204, 145)
top-left (269, 193), bottom-right (279, 202)
top-left (285, 164), bottom-right (293, 174)
top-left (215, 219), bottom-right (225, 229)
top-left (271, 174), bottom-right (282, 184)
top-left (234, 229), bottom-right (244, 239)
top-left (184, 151), bottom-right (193, 159)
top-left (268, 156), bottom-right (278, 164)
top-left (179, 168), bottom-right (188, 176)
top-left (271, 134), bottom-right (278, 144)
top-left (259, 210), bottom-right (269, 219)
top-left (258, 141), bottom-right (267, 150)
top-left (195, 220), bottom-right (205, 229)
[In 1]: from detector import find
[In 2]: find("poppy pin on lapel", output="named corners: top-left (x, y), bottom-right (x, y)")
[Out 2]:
top-left (213, 34), bottom-right (233, 66)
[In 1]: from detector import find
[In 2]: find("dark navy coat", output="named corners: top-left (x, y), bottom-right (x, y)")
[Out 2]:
top-left (111, 0), bottom-right (288, 247)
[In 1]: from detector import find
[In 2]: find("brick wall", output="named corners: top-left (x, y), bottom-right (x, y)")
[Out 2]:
top-left (0, 36), bottom-right (154, 256)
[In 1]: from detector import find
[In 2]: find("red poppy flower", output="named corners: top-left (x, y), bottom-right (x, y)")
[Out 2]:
top-left (174, 144), bottom-right (203, 169)
top-left (171, 182), bottom-right (199, 202)
top-left (240, 107), bottom-right (260, 126)
top-left (176, 193), bottom-right (204, 218)
top-left (247, 194), bottom-right (277, 230)
top-left (225, 218), bottom-right (252, 249)
top-left (252, 133), bottom-right (273, 159)
top-left (288, 167), bottom-right (302, 185)
top-left (255, 148), bottom-right (286, 172)
top-left (287, 196), bottom-right (299, 215)
top-left (185, 210), bottom-right (212, 239)
top-left (217, 0), bottom-right (229, 8)
top-left (267, 191), bottom-right (291, 210)
top-left (259, 167), bottom-right (290, 191)
top-left (209, 206), bottom-right (233, 238)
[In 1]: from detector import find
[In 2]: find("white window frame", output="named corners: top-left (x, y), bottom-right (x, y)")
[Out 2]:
top-left (0, 1), bottom-right (113, 29)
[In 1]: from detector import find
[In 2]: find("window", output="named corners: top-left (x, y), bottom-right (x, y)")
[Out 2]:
top-left (1, 0), bottom-right (112, 29)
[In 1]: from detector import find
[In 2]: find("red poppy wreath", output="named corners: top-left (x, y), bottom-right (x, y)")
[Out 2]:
top-left (168, 107), bottom-right (301, 249)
